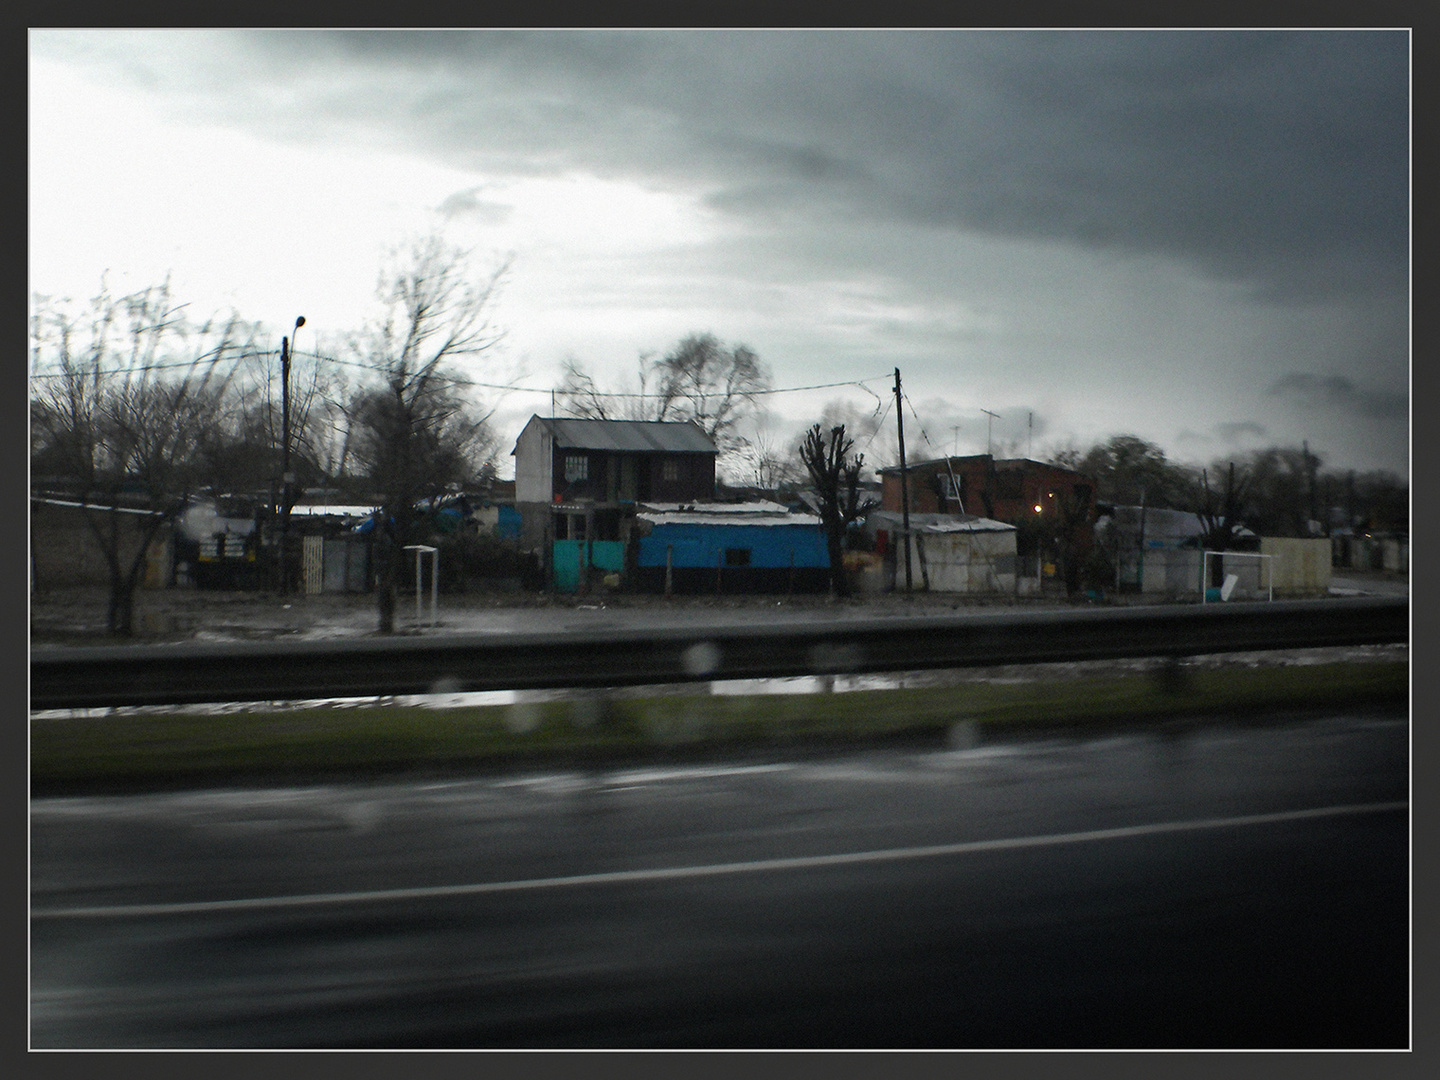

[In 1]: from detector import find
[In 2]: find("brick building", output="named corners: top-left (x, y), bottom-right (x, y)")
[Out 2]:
top-left (877, 455), bottom-right (1098, 591)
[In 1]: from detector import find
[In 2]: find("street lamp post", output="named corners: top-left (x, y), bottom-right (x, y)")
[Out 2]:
top-left (279, 316), bottom-right (305, 593)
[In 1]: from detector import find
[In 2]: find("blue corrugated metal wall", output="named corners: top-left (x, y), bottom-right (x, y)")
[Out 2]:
top-left (637, 523), bottom-right (829, 569)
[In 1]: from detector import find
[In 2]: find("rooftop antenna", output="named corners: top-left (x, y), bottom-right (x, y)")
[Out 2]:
top-left (981, 409), bottom-right (1000, 457)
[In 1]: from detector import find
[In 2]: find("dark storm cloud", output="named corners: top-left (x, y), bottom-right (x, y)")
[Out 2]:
top-left (246, 29), bottom-right (1407, 303)
top-left (436, 188), bottom-right (513, 223)
top-left (1216, 421), bottom-right (1269, 442)
top-left (1266, 373), bottom-right (1408, 420)
top-left (46, 30), bottom-right (1404, 305)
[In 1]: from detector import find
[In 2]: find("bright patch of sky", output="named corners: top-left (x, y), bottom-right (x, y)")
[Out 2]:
top-left (28, 31), bottom-right (1409, 480)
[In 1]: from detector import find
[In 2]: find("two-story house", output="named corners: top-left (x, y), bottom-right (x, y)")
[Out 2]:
top-left (511, 415), bottom-right (720, 550)
top-left (877, 454), bottom-right (1098, 593)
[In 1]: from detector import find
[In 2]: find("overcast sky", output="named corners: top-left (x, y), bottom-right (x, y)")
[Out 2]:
top-left (28, 29), bottom-right (1410, 480)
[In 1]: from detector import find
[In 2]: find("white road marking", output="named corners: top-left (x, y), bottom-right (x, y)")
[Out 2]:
top-left (31, 800), bottom-right (1406, 921)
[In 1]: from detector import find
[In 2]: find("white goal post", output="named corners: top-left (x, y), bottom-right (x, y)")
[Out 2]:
top-left (1201, 550), bottom-right (1273, 603)
top-left (404, 544), bottom-right (439, 626)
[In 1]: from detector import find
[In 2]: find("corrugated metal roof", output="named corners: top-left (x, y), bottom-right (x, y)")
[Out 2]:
top-left (537, 417), bottom-right (718, 454)
top-left (289, 504), bottom-right (379, 518)
top-left (638, 511), bottom-right (822, 527)
top-left (869, 510), bottom-right (1015, 533)
top-left (31, 496), bottom-right (155, 516)
top-left (637, 500), bottom-right (820, 527)
top-left (916, 518), bottom-right (1015, 534)
top-left (638, 500), bottom-right (790, 515)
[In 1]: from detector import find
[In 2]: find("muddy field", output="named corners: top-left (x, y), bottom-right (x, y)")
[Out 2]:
top-left (29, 583), bottom-right (1093, 646)
top-left (30, 568), bottom-right (1404, 643)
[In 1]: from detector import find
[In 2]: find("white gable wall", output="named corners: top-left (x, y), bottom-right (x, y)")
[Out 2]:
top-left (513, 417), bottom-right (554, 505)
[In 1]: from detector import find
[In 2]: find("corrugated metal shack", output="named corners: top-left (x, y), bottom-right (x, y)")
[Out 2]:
top-left (867, 511), bottom-right (1018, 594)
top-left (633, 501), bottom-right (830, 594)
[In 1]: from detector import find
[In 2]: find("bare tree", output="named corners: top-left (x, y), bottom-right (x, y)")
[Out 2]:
top-left (348, 233), bottom-right (508, 634)
top-left (796, 398), bottom-right (891, 471)
top-left (180, 341), bottom-right (336, 527)
top-left (30, 277), bottom-right (252, 634)
top-left (554, 356), bottom-right (657, 422)
top-left (798, 423), bottom-right (878, 598)
top-left (650, 334), bottom-right (770, 452)
top-left (1192, 462), bottom-right (1254, 585)
top-left (557, 333), bottom-right (772, 466)
top-left (304, 386), bottom-right (360, 488)
top-left (1055, 434), bottom-right (1192, 508)
top-left (733, 414), bottom-right (805, 490)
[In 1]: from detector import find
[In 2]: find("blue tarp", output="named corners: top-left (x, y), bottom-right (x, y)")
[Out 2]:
top-left (497, 504), bottom-right (522, 540)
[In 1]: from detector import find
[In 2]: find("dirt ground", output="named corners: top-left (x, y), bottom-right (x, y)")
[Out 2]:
top-left (29, 568), bottom-right (1407, 647)
top-left (27, 584), bottom-right (1066, 645)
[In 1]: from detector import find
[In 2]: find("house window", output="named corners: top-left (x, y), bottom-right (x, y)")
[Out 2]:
top-left (724, 548), bottom-right (751, 567)
top-left (564, 454), bottom-right (588, 482)
top-left (663, 459), bottom-right (681, 483)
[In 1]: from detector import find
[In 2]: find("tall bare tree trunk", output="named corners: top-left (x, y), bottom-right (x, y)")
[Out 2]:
top-left (825, 523), bottom-right (848, 598)
top-left (375, 530), bottom-right (398, 634)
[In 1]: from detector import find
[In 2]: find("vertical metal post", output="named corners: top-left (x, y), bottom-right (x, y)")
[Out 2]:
top-left (277, 316), bottom-right (305, 595)
top-left (1137, 488), bottom-right (1147, 595)
top-left (895, 368), bottom-right (912, 593)
top-left (279, 333), bottom-right (290, 593)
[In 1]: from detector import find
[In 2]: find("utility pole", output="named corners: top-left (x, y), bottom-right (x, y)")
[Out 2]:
top-left (1303, 439), bottom-right (1317, 535)
top-left (895, 368), bottom-right (912, 592)
top-left (278, 315), bottom-right (305, 593)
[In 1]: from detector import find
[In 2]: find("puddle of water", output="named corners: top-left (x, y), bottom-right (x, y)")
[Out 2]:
top-left (31, 674), bottom-right (943, 719)
top-left (29, 645), bottom-right (1404, 721)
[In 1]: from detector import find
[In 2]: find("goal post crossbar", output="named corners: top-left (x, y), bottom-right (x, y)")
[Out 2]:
top-left (1201, 550), bottom-right (1273, 603)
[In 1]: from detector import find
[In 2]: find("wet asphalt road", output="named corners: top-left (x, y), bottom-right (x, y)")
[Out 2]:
top-left (30, 707), bottom-right (1409, 1049)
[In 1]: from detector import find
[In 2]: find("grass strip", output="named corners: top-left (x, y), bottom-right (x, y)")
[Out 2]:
top-left (31, 661), bottom-right (1407, 793)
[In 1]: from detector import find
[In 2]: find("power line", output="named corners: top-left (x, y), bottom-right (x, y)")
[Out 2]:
top-left (34, 349), bottom-right (894, 402)
top-left (28, 348), bottom-right (282, 379)
top-left (858, 393), bottom-right (895, 455)
top-left (488, 375), bottom-right (893, 399)
top-left (900, 391), bottom-right (936, 454)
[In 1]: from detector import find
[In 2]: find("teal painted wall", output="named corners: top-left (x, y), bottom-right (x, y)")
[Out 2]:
top-left (552, 539), bottom-right (626, 592)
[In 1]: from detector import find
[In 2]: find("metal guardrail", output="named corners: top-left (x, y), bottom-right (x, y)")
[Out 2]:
top-left (28, 597), bottom-right (1408, 711)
